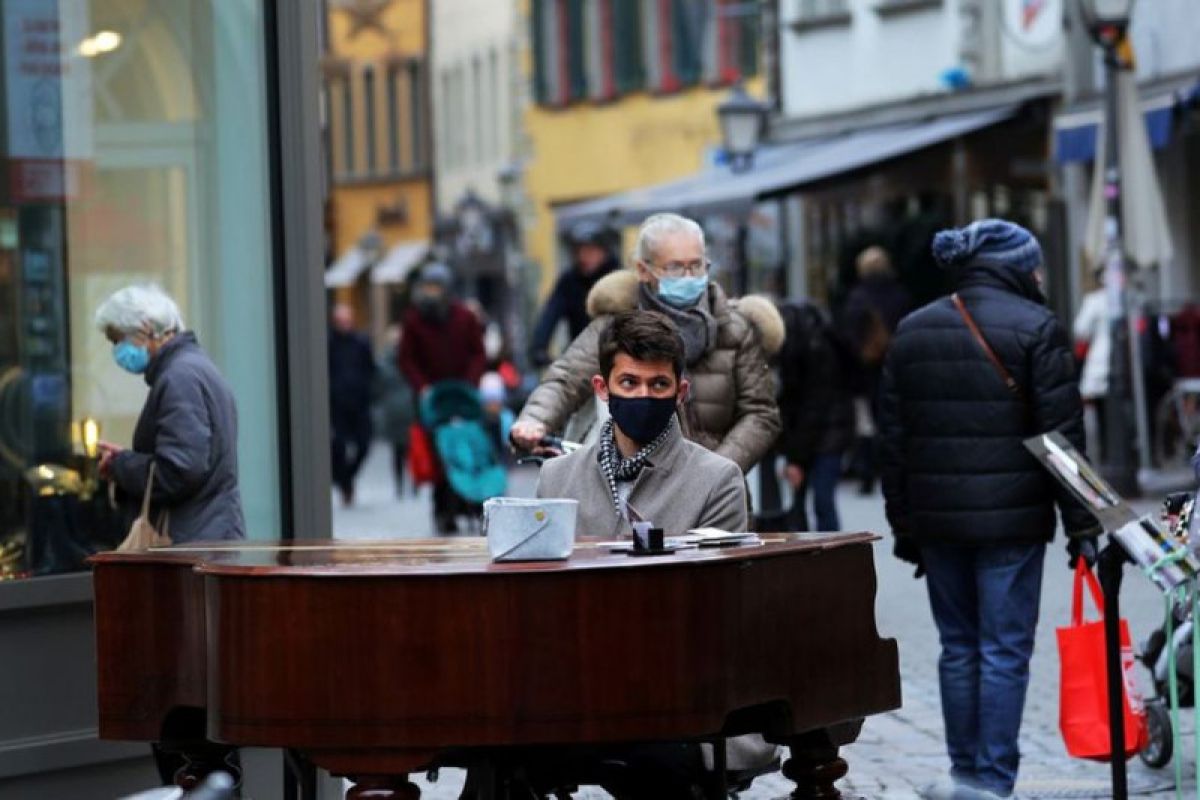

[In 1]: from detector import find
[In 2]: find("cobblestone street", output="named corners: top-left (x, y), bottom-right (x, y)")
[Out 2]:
top-left (333, 445), bottom-right (1193, 798)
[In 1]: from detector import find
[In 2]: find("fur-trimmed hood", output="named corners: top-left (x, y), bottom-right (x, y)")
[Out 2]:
top-left (585, 269), bottom-right (785, 356)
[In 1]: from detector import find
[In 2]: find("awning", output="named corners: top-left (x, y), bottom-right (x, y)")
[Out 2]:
top-left (323, 246), bottom-right (371, 288)
top-left (370, 240), bottom-right (428, 285)
top-left (556, 104), bottom-right (1020, 230)
top-left (1054, 73), bottom-right (1200, 164)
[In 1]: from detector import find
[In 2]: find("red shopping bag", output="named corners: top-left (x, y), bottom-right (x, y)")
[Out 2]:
top-left (408, 423), bottom-right (441, 485)
top-left (1056, 560), bottom-right (1149, 760)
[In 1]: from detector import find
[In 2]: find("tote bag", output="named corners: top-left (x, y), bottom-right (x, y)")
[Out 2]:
top-left (115, 461), bottom-right (171, 551)
top-left (1057, 560), bottom-right (1148, 760)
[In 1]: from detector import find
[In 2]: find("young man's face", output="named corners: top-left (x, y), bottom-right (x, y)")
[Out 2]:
top-left (591, 352), bottom-right (686, 401)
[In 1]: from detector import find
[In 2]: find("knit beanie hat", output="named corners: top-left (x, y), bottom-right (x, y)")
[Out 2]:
top-left (931, 219), bottom-right (1043, 273)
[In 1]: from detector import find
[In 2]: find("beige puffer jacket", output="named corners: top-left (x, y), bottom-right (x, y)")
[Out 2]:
top-left (518, 270), bottom-right (784, 472)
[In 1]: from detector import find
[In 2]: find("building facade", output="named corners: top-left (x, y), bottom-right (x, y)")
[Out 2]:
top-left (519, 0), bottom-right (765, 299)
top-left (0, 1), bottom-right (328, 796)
top-left (322, 0), bottom-right (433, 343)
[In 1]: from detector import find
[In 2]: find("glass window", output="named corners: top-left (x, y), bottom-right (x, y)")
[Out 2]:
top-left (0, 0), bottom-right (280, 580)
top-left (386, 65), bottom-right (400, 173)
top-left (408, 60), bottom-right (424, 171)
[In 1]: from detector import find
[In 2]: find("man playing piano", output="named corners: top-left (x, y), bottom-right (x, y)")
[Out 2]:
top-left (534, 310), bottom-right (774, 797)
top-left (536, 309), bottom-right (747, 538)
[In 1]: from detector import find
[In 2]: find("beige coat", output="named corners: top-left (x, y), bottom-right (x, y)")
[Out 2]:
top-left (519, 271), bottom-right (784, 472)
top-left (535, 420), bottom-right (747, 537)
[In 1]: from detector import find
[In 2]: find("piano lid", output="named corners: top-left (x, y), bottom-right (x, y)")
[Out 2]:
top-left (88, 532), bottom-right (880, 578)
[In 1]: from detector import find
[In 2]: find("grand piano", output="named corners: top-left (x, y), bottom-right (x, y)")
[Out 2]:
top-left (91, 533), bottom-right (900, 798)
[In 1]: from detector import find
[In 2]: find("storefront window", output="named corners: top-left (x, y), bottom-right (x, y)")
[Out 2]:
top-left (0, 0), bottom-right (279, 580)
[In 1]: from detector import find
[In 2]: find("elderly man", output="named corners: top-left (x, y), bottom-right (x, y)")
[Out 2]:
top-left (537, 309), bottom-right (746, 536)
top-left (513, 213), bottom-right (782, 473)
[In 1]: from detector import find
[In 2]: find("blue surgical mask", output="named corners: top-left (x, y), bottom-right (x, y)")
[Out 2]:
top-left (113, 340), bottom-right (151, 374)
top-left (657, 276), bottom-right (708, 309)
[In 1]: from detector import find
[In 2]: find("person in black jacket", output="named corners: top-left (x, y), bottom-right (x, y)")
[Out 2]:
top-left (528, 220), bottom-right (619, 367)
top-left (328, 303), bottom-right (377, 506)
top-left (777, 302), bottom-right (854, 531)
top-left (879, 219), bottom-right (1100, 800)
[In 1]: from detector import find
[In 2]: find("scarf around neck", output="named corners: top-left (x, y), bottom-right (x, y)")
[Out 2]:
top-left (638, 282), bottom-right (718, 367)
top-left (596, 417), bottom-right (675, 517)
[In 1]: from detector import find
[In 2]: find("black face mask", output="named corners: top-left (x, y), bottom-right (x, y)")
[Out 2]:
top-left (414, 294), bottom-right (448, 321)
top-left (608, 393), bottom-right (678, 444)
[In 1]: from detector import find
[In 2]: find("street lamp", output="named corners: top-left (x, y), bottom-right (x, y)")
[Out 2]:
top-left (1080, 0), bottom-right (1136, 495)
top-left (1078, 5), bottom-right (1136, 799)
top-left (717, 82), bottom-right (767, 173)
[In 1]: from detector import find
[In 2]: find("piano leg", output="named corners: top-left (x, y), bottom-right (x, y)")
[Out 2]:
top-left (779, 724), bottom-right (863, 800)
top-left (345, 774), bottom-right (421, 799)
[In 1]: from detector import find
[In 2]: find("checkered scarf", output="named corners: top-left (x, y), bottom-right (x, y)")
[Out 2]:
top-left (596, 418), bottom-right (674, 517)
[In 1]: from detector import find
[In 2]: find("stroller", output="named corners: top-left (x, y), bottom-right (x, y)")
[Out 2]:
top-left (1136, 491), bottom-right (1199, 768)
top-left (421, 381), bottom-right (507, 534)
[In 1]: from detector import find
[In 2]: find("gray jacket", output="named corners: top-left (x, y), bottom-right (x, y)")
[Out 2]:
top-left (535, 420), bottom-right (747, 537)
top-left (111, 332), bottom-right (246, 543)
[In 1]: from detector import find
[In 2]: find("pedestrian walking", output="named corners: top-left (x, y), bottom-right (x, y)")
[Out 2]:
top-left (840, 245), bottom-right (911, 494)
top-left (93, 283), bottom-right (244, 785)
top-left (878, 219), bottom-right (1101, 800)
top-left (776, 301), bottom-right (854, 531)
top-left (397, 262), bottom-right (486, 532)
top-left (528, 220), bottom-right (620, 367)
top-left (512, 212), bottom-right (783, 474)
top-left (375, 326), bottom-right (415, 497)
top-left (328, 303), bottom-right (377, 506)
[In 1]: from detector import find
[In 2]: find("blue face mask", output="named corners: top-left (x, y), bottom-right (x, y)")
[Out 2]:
top-left (113, 340), bottom-right (151, 374)
top-left (657, 276), bottom-right (708, 309)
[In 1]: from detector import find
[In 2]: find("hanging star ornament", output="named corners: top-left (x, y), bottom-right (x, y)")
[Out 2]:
top-left (331, 0), bottom-right (393, 41)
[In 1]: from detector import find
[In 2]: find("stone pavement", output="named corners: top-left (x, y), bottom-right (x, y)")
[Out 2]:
top-left (333, 444), bottom-right (1194, 798)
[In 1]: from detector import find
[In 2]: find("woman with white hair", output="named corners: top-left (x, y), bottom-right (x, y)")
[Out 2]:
top-left (94, 284), bottom-right (246, 543)
top-left (512, 212), bottom-right (783, 473)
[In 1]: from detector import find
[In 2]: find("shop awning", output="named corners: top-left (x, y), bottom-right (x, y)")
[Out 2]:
top-left (323, 246), bottom-right (371, 288)
top-left (1053, 73), bottom-right (1200, 164)
top-left (370, 241), bottom-right (428, 285)
top-left (556, 104), bottom-right (1020, 230)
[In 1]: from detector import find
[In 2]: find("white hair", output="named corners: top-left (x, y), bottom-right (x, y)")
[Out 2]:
top-left (94, 284), bottom-right (185, 337)
top-left (634, 213), bottom-right (705, 264)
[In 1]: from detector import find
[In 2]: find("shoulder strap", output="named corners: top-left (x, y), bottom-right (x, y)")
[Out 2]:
top-left (951, 293), bottom-right (1027, 405)
top-left (139, 461), bottom-right (157, 520)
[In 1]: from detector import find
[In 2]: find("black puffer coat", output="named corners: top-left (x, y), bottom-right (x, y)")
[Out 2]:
top-left (878, 264), bottom-right (1100, 546)
top-left (777, 302), bottom-right (854, 465)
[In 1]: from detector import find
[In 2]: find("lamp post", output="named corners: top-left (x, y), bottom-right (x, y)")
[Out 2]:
top-left (1081, 0), bottom-right (1136, 496)
top-left (717, 82), bottom-right (768, 173)
top-left (1078, 8), bottom-right (1136, 798)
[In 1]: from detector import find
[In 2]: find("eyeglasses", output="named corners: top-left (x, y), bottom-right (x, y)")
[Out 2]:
top-left (648, 259), bottom-right (710, 278)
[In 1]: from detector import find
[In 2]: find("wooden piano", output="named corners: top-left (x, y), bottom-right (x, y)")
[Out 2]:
top-left (91, 533), bottom-right (900, 799)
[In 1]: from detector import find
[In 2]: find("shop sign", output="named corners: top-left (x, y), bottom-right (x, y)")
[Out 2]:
top-left (3, 0), bottom-right (93, 201)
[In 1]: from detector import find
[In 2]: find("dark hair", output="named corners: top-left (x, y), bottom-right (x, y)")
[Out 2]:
top-left (598, 310), bottom-right (686, 381)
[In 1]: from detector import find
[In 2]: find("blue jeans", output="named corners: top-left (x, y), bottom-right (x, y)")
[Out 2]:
top-left (787, 452), bottom-right (842, 531)
top-left (920, 542), bottom-right (1045, 797)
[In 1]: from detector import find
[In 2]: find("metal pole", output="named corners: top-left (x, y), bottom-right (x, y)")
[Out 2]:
top-left (1099, 37), bottom-right (1138, 496)
top-left (1098, 541), bottom-right (1128, 800)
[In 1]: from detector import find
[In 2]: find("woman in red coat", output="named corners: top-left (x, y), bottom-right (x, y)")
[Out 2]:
top-left (397, 263), bottom-right (485, 531)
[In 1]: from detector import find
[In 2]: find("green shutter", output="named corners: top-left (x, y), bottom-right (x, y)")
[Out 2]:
top-left (671, 0), bottom-right (703, 87)
top-left (532, 0), bottom-right (549, 103)
top-left (566, 0), bottom-right (588, 101)
top-left (738, 2), bottom-right (760, 77)
top-left (611, 0), bottom-right (644, 94)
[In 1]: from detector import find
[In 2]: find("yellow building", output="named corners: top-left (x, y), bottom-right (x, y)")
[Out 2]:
top-left (323, 0), bottom-right (433, 336)
top-left (518, 0), bottom-right (764, 296)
